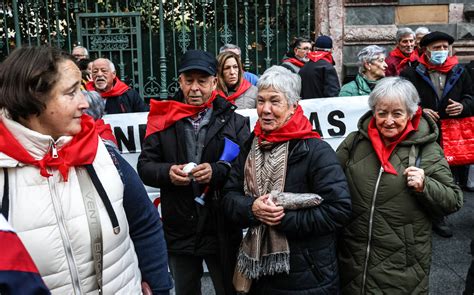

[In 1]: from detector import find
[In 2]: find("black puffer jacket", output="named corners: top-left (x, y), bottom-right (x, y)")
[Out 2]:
top-left (137, 96), bottom-right (249, 256)
top-left (223, 135), bottom-right (352, 294)
top-left (105, 88), bottom-right (149, 114)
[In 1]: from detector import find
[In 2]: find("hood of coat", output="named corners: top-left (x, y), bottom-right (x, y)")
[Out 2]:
top-left (356, 109), bottom-right (439, 146)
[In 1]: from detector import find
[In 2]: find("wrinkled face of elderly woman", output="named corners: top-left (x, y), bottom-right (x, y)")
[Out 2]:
top-left (365, 54), bottom-right (387, 80)
top-left (374, 96), bottom-right (409, 144)
top-left (25, 60), bottom-right (89, 139)
top-left (257, 87), bottom-right (296, 133)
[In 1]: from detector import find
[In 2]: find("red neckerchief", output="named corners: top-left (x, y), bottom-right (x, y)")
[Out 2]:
top-left (307, 51), bottom-right (334, 64)
top-left (0, 114), bottom-right (98, 181)
top-left (217, 79), bottom-right (251, 104)
top-left (418, 53), bottom-right (458, 74)
top-left (95, 118), bottom-right (118, 146)
top-left (254, 105), bottom-right (320, 143)
top-left (85, 77), bottom-right (130, 98)
top-left (145, 91), bottom-right (218, 137)
top-left (367, 107), bottom-right (422, 175)
top-left (390, 47), bottom-right (418, 74)
top-left (282, 57), bottom-right (305, 68)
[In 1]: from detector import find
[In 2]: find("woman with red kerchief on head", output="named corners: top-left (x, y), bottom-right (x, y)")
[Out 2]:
top-left (336, 77), bottom-right (462, 294)
top-left (223, 66), bottom-right (351, 294)
top-left (216, 51), bottom-right (257, 109)
top-left (0, 46), bottom-right (172, 294)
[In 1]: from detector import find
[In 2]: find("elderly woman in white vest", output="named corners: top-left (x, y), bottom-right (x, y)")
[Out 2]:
top-left (0, 46), bottom-right (173, 294)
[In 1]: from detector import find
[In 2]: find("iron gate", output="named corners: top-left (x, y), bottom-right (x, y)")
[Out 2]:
top-left (0, 0), bottom-right (314, 100)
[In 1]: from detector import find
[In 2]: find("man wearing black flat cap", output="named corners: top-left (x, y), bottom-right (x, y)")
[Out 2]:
top-left (138, 49), bottom-right (249, 294)
top-left (401, 31), bottom-right (474, 238)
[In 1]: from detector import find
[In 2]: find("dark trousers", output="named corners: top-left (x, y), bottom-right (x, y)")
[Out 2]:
top-left (168, 253), bottom-right (228, 295)
top-left (465, 241), bottom-right (474, 295)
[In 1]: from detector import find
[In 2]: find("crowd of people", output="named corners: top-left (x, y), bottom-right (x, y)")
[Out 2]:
top-left (0, 26), bottom-right (473, 295)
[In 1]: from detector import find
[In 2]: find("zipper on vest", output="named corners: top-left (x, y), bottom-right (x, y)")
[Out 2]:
top-left (361, 166), bottom-right (384, 294)
top-left (48, 172), bottom-right (82, 294)
top-left (50, 141), bottom-right (58, 159)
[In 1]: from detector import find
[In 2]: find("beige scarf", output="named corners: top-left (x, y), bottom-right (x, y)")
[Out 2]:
top-left (236, 138), bottom-right (291, 279)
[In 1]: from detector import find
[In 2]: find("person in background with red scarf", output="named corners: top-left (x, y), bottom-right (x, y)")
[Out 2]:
top-left (216, 51), bottom-right (257, 109)
top-left (138, 49), bottom-right (250, 295)
top-left (385, 27), bottom-right (417, 76)
top-left (281, 37), bottom-right (312, 74)
top-left (0, 46), bottom-right (172, 294)
top-left (401, 31), bottom-right (474, 237)
top-left (299, 35), bottom-right (340, 99)
top-left (337, 77), bottom-right (462, 294)
top-left (223, 66), bottom-right (351, 294)
top-left (86, 58), bottom-right (149, 114)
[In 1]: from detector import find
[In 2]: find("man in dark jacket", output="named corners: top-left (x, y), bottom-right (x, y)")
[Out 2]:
top-left (299, 35), bottom-right (340, 99)
top-left (86, 58), bottom-right (149, 114)
top-left (401, 31), bottom-right (474, 238)
top-left (137, 50), bottom-right (250, 295)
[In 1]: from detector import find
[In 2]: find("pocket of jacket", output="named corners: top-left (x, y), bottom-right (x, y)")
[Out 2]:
top-left (404, 224), bottom-right (416, 267)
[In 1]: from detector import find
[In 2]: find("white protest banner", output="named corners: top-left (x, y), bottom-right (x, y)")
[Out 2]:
top-left (103, 95), bottom-right (370, 157)
top-left (103, 95), bottom-right (370, 201)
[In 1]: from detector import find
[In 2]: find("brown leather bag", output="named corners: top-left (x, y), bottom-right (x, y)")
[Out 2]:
top-left (232, 266), bottom-right (252, 294)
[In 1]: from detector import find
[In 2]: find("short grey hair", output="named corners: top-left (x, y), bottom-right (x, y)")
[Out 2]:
top-left (396, 27), bottom-right (415, 43)
top-left (73, 46), bottom-right (89, 58)
top-left (219, 44), bottom-right (241, 55)
top-left (257, 66), bottom-right (300, 106)
top-left (94, 58), bottom-right (116, 73)
top-left (357, 45), bottom-right (386, 73)
top-left (368, 77), bottom-right (419, 118)
top-left (415, 27), bottom-right (430, 36)
top-left (83, 90), bottom-right (105, 120)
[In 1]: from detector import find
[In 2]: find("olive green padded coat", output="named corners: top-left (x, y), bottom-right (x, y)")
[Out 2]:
top-left (336, 111), bottom-right (463, 295)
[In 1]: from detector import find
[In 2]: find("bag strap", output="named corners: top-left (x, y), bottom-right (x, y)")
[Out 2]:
top-left (85, 164), bottom-right (120, 234)
top-left (1, 168), bottom-right (9, 219)
top-left (408, 145), bottom-right (423, 168)
top-left (79, 168), bottom-right (104, 295)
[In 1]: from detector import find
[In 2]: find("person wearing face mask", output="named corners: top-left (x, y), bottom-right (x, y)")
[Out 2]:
top-left (401, 31), bottom-right (474, 238)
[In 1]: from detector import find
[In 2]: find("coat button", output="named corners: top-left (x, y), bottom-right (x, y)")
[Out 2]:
top-left (221, 119), bottom-right (225, 123)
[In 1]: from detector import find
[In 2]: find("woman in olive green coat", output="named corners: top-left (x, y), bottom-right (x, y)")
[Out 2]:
top-left (339, 45), bottom-right (387, 97)
top-left (337, 77), bottom-right (463, 294)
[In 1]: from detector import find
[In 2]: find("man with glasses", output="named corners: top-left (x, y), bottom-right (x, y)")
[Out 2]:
top-left (71, 45), bottom-right (89, 62)
top-left (281, 37), bottom-right (312, 73)
top-left (138, 50), bottom-right (249, 295)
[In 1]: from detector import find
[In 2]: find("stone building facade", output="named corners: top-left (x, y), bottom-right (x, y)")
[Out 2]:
top-left (315, 0), bottom-right (474, 83)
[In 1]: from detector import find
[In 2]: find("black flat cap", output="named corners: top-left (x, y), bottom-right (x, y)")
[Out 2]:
top-left (178, 50), bottom-right (217, 76)
top-left (420, 31), bottom-right (455, 47)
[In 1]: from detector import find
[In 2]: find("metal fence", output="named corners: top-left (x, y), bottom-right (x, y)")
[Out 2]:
top-left (0, 0), bottom-right (314, 100)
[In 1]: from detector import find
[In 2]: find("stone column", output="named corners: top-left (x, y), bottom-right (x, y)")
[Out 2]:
top-left (314, 0), bottom-right (344, 82)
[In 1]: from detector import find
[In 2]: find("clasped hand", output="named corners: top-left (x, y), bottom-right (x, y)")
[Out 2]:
top-left (169, 163), bottom-right (212, 185)
top-left (252, 194), bottom-right (285, 226)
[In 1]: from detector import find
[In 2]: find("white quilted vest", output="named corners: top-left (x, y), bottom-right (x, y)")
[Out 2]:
top-left (0, 113), bottom-right (142, 294)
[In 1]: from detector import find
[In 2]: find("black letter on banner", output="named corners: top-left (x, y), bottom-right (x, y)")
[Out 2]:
top-left (327, 110), bottom-right (346, 136)
top-left (139, 124), bottom-right (147, 151)
top-left (309, 112), bottom-right (323, 136)
top-left (114, 126), bottom-right (136, 153)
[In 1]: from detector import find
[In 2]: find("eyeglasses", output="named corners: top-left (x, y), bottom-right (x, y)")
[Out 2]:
top-left (297, 47), bottom-right (311, 51)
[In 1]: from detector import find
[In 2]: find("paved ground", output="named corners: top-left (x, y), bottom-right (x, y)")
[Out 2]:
top-left (170, 190), bottom-right (473, 295)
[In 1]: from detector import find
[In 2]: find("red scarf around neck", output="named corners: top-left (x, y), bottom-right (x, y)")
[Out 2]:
top-left (0, 114), bottom-right (99, 181)
top-left (145, 91), bottom-right (218, 137)
top-left (95, 118), bottom-right (118, 146)
top-left (85, 77), bottom-right (130, 98)
top-left (307, 51), bottom-right (334, 64)
top-left (217, 79), bottom-right (251, 104)
top-left (390, 47), bottom-right (418, 74)
top-left (254, 105), bottom-right (320, 143)
top-left (418, 53), bottom-right (458, 74)
top-left (367, 107), bottom-right (422, 175)
top-left (282, 57), bottom-right (305, 68)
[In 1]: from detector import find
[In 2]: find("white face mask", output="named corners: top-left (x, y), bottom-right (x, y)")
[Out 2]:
top-left (429, 50), bottom-right (449, 65)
